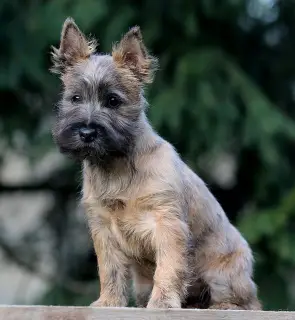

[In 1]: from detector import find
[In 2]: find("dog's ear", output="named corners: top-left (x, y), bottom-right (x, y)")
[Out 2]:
top-left (50, 17), bottom-right (97, 74)
top-left (112, 26), bottom-right (158, 84)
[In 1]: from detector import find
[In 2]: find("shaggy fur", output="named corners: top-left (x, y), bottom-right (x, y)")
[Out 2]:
top-left (50, 17), bottom-right (262, 310)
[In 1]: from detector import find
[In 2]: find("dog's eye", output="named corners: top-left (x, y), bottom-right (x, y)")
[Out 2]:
top-left (71, 95), bottom-right (82, 103)
top-left (107, 95), bottom-right (121, 108)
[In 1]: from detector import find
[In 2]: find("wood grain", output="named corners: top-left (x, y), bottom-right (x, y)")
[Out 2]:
top-left (0, 306), bottom-right (295, 320)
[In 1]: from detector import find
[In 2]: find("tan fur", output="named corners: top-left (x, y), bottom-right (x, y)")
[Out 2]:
top-left (82, 139), bottom-right (261, 310)
top-left (112, 26), bottom-right (158, 85)
top-left (50, 18), bottom-right (97, 76)
top-left (51, 18), bottom-right (262, 310)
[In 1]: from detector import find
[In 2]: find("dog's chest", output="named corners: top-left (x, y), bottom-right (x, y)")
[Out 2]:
top-left (103, 198), bottom-right (155, 260)
top-left (83, 164), bottom-right (158, 260)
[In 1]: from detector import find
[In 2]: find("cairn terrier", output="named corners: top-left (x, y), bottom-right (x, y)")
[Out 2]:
top-left (50, 17), bottom-right (261, 310)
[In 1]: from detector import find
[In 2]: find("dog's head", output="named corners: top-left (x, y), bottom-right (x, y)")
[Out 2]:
top-left (50, 18), bottom-right (157, 162)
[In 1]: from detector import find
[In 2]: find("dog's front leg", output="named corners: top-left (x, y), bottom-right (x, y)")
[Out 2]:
top-left (90, 228), bottom-right (130, 308)
top-left (147, 216), bottom-right (189, 309)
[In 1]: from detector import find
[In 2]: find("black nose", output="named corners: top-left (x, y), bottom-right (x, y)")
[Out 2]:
top-left (79, 127), bottom-right (97, 143)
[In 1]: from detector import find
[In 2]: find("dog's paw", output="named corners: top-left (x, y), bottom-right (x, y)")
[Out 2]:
top-left (90, 299), bottom-right (108, 308)
top-left (90, 298), bottom-right (126, 308)
top-left (209, 303), bottom-right (243, 310)
top-left (147, 298), bottom-right (181, 309)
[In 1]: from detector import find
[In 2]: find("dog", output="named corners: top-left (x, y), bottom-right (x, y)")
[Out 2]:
top-left (50, 17), bottom-right (261, 310)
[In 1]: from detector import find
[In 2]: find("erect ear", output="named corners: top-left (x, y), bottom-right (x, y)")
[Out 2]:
top-left (50, 17), bottom-right (97, 75)
top-left (112, 26), bottom-right (158, 84)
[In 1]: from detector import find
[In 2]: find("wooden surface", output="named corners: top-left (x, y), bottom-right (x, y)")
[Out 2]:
top-left (0, 306), bottom-right (295, 320)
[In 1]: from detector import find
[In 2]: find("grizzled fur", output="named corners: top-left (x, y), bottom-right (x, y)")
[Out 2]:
top-left (50, 17), bottom-right (262, 310)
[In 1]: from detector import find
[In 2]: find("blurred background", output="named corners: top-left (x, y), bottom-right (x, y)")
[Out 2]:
top-left (0, 0), bottom-right (294, 311)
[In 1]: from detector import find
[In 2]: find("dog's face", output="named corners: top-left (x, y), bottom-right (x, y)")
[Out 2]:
top-left (50, 18), bottom-right (157, 162)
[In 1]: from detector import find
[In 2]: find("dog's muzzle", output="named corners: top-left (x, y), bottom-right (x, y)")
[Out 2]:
top-left (79, 126), bottom-right (97, 143)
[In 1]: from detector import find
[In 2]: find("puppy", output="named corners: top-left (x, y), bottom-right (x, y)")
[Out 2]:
top-left (50, 17), bottom-right (261, 310)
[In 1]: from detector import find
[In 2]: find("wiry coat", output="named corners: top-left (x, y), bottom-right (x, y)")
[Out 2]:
top-left (51, 18), bottom-right (261, 310)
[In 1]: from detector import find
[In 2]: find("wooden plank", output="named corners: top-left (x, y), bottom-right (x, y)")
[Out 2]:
top-left (0, 306), bottom-right (295, 320)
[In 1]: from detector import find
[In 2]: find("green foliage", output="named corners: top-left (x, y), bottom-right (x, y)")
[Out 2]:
top-left (1, 0), bottom-right (295, 310)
